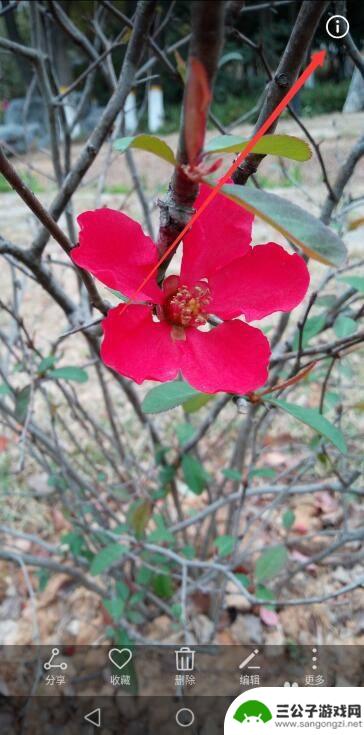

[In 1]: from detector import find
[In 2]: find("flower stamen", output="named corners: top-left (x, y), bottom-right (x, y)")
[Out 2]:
top-left (163, 282), bottom-right (211, 328)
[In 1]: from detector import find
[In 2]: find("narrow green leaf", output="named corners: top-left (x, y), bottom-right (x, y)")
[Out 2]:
top-left (183, 393), bottom-right (214, 413)
top-left (153, 572), bottom-right (173, 599)
top-left (282, 509), bottom-right (295, 530)
top-left (214, 535), bottom-right (235, 557)
top-left (0, 383), bottom-right (11, 396)
top-left (222, 468), bottom-right (242, 481)
top-left (248, 467), bottom-right (276, 480)
top-left (333, 315), bottom-right (357, 339)
top-left (338, 275), bottom-right (364, 293)
top-left (90, 543), bottom-right (127, 576)
top-left (255, 545), bottom-right (288, 582)
top-left (205, 133), bottom-right (311, 162)
top-left (220, 184), bottom-right (346, 267)
top-left (108, 288), bottom-right (128, 302)
top-left (142, 380), bottom-right (200, 413)
top-left (175, 423), bottom-right (196, 446)
top-left (48, 366), bottom-right (88, 383)
top-left (293, 315), bottom-right (326, 350)
top-left (268, 398), bottom-right (347, 454)
top-left (171, 603), bottom-right (182, 620)
top-left (114, 134), bottom-right (176, 165)
top-left (218, 51), bottom-right (244, 68)
top-left (129, 500), bottom-right (152, 538)
top-left (15, 385), bottom-right (31, 422)
top-left (182, 455), bottom-right (210, 494)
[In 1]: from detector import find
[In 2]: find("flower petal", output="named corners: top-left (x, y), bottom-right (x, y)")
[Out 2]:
top-left (180, 184), bottom-right (253, 284)
top-left (72, 209), bottom-right (162, 303)
top-left (180, 320), bottom-right (270, 394)
top-left (101, 304), bottom-right (180, 384)
top-left (209, 243), bottom-right (310, 321)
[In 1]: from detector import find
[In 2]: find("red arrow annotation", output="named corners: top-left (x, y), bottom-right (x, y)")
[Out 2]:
top-left (119, 50), bottom-right (326, 314)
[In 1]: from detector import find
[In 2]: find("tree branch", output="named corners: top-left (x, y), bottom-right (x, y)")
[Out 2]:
top-left (31, 0), bottom-right (155, 256)
top-left (232, 0), bottom-right (329, 184)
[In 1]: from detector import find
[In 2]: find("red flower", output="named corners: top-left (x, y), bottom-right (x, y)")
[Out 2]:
top-left (72, 186), bottom-right (309, 394)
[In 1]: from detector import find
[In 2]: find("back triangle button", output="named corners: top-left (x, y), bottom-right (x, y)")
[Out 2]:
top-left (84, 707), bottom-right (101, 727)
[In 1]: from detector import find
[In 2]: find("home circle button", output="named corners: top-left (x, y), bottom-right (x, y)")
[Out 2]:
top-left (175, 708), bottom-right (195, 727)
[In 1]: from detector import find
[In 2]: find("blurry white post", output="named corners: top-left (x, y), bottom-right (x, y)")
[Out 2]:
top-left (124, 90), bottom-right (138, 133)
top-left (59, 87), bottom-right (81, 139)
top-left (148, 85), bottom-right (165, 132)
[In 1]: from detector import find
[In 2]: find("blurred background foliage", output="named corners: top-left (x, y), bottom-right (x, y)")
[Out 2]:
top-left (1, 0), bottom-right (363, 126)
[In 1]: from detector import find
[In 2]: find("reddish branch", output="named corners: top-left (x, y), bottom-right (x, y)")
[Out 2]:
top-left (157, 0), bottom-right (225, 262)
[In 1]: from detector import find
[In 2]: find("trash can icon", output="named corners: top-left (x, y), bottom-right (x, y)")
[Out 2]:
top-left (175, 647), bottom-right (195, 672)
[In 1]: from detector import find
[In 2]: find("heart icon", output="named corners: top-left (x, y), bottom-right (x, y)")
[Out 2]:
top-left (108, 648), bottom-right (133, 670)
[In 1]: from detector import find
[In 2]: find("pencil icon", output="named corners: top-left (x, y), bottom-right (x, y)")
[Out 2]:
top-left (239, 649), bottom-right (260, 670)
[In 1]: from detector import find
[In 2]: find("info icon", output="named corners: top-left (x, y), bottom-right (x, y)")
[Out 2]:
top-left (326, 14), bottom-right (349, 39)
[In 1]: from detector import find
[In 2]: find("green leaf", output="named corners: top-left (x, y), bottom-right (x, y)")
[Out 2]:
top-left (90, 543), bottom-right (127, 576)
top-left (108, 288), bottom-right (128, 302)
top-left (214, 535), bottom-right (235, 557)
top-left (256, 584), bottom-right (276, 609)
top-left (235, 573), bottom-right (250, 588)
top-left (293, 315), bottom-right (326, 350)
top-left (175, 422), bottom-right (196, 446)
top-left (183, 393), bottom-right (214, 413)
top-left (255, 545), bottom-right (288, 582)
top-left (128, 500), bottom-right (152, 538)
top-left (15, 385), bottom-right (31, 422)
top-left (142, 380), bottom-right (201, 413)
top-left (182, 455), bottom-right (210, 494)
top-left (103, 597), bottom-right (125, 620)
top-left (159, 465), bottom-right (175, 489)
top-left (116, 581), bottom-right (130, 601)
top-left (153, 572), bottom-right (173, 599)
top-left (148, 514), bottom-right (175, 544)
top-left (114, 134), bottom-right (176, 165)
top-left (48, 366), bottom-right (88, 383)
top-left (38, 355), bottom-right (57, 373)
top-left (222, 468), bottom-right (242, 481)
top-left (220, 183), bottom-right (346, 267)
top-left (256, 584), bottom-right (275, 601)
top-left (282, 509), bottom-right (295, 530)
top-left (171, 603), bottom-right (182, 620)
top-left (62, 531), bottom-right (86, 556)
top-left (338, 275), bottom-right (364, 293)
top-left (0, 383), bottom-right (11, 396)
top-left (333, 315), bottom-right (358, 338)
top-left (136, 566), bottom-right (153, 585)
top-left (268, 398), bottom-right (347, 454)
top-left (315, 294), bottom-right (337, 308)
top-left (181, 544), bottom-right (196, 560)
top-left (248, 467), bottom-right (276, 480)
top-left (205, 134), bottom-right (311, 162)
top-left (218, 51), bottom-right (244, 68)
